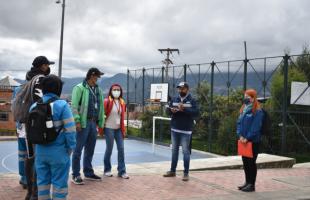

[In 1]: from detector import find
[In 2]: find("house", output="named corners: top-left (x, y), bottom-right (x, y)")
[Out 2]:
top-left (0, 76), bottom-right (21, 135)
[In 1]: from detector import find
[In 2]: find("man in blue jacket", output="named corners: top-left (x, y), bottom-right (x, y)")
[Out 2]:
top-left (163, 82), bottom-right (199, 181)
top-left (29, 75), bottom-right (76, 199)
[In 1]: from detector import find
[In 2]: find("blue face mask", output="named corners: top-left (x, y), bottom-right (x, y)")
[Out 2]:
top-left (243, 97), bottom-right (251, 105)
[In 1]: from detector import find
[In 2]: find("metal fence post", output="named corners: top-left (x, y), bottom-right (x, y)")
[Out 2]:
top-left (127, 69), bottom-right (130, 134)
top-left (172, 65), bottom-right (175, 96)
top-left (198, 64), bottom-right (201, 88)
top-left (282, 54), bottom-right (290, 154)
top-left (184, 64), bottom-right (187, 82)
top-left (209, 61), bottom-right (215, 152)
top-left (134, 70), bottom-right (137, 103)
top-left (227, 61), bottom-right (230, 105)
top-left (142, 68), bottom-right (145, 113)
top-left (263, 58), bottom-right (267, 99)
top-left (161, 66), bottom-right (165, 83)
top-left (243, 58), bottom-right (248, 91)
top-left (160, 66), bottom-right (165, 141)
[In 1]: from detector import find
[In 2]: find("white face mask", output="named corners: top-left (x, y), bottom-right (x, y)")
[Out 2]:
top-left (112, 90), bottom-right (121, 98)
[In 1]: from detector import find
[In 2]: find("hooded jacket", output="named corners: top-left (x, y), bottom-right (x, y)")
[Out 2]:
top-left (103, 84), bottom-right (126, 137)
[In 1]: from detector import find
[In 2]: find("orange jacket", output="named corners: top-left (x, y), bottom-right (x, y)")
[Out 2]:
top-left (104, 96), bottom-right (126, 137)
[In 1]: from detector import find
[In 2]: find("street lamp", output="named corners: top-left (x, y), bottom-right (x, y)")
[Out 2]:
top-left (56, 0), bottom-right (66, 78)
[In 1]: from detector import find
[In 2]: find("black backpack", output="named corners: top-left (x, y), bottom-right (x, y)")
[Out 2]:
top-left (261, 108), bottom-right (271, 136)
top-left (26, 97), bottom-right (62, 144)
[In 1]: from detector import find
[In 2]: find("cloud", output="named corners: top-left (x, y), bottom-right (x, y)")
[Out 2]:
top-left (0, 0), bottom-right (310, 79)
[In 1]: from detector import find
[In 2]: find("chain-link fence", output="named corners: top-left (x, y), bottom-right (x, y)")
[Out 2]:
top-left (126, 53), bottom-right (310, 160)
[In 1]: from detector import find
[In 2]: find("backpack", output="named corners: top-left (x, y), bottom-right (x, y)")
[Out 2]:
top-left (261, 108), bottom-right (271, 136)
top-left (26, 97), bottom-right (62, 144)
top-left (12, 75), bottom-right (45, 123)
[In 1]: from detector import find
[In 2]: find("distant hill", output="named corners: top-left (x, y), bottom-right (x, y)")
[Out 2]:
top-left (126, 71), bottom-right (274, 103)
top-left (61, 73), bottom-right (128, 97)
top-left (14, 73), bottom-right (127, 94)
top-left (14, 71), bottom-right (271, 102)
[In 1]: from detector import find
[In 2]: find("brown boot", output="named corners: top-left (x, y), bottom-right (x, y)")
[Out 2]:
top-left (182, 173), bottom-right (189, 181)
top-left (163, 171), bottom-right (176, 177)
top-left (24, 158), bottom-right (33, 200)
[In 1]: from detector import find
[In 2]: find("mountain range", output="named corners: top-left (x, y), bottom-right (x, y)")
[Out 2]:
top-left (14, 71), bottom-right (273, 102)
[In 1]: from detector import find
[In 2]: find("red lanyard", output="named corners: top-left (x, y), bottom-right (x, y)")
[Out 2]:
top-left (113, 100), bottom-right (121, 114)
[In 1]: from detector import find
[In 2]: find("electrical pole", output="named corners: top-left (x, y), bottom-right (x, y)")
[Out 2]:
top-left (158, 48), bottom-right (180, 82)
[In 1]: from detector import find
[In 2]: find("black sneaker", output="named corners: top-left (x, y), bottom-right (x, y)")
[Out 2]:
top-left (238, 183), bottom-right (248, 190)
top-left (71, 176), bottom-right (84, 185)
top-left (84, 174), bottom-right (102, 181)
top-left (241, 184), bottom-right (255, 192)
top-left (19, 180), bottom-right (27, 189)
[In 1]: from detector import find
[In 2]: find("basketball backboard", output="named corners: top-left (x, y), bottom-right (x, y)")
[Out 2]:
top-left (150, 83), bottom-right (169, 103)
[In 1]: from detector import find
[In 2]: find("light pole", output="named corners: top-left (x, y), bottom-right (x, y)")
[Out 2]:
top-left (56, 0), bottom-right (66, 78)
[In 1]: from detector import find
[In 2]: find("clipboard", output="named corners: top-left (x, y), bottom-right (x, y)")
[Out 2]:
top-left (238, 140), bottom-right (253, 158)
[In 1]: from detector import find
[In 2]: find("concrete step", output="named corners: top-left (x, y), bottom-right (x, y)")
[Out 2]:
top-left (0, 136), bottom-right (17, 141)
top-left (293, 162), bottom-right (310, 168)
top-left (94, 153), bottom-right (295, 175)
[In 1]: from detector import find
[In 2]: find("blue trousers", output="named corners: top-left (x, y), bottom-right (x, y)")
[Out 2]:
top-left (72, 121), bottom-right (97, 177)
top-left (170, 131), bottom-right (191, 174)
top-left (36, 153), bottom-right (70, 200)
top-left (104, 128), bottom-right (126, 176)
top-left (18, 138), bottom-right (27, 184)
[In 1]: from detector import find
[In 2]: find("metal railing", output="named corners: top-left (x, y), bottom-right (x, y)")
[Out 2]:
top-left (126, 53), bottom-right (310, 157)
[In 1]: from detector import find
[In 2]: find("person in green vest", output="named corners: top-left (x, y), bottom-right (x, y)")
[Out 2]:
top-left (71, 68), bottom-right (105, 185)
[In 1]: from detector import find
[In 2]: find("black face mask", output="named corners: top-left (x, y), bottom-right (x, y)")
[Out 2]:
top-left (243, 97), bottom-right (251, 105)
top-left (179, 92), bottom-right (187, 97)
top-left (44, 67), bottom-right (51, 76)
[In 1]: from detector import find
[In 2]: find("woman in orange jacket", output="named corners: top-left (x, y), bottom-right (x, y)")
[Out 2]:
top-left (102, 84), bottom-right (129, 179)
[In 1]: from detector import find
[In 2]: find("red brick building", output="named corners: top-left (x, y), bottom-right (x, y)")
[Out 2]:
top-left (0, 76), bottom-right (21, 135)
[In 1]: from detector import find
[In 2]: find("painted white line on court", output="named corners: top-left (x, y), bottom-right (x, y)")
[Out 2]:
top-left (1, 152), bottom-right (18, 173)
top-left (94, 152), bottom-right (105, 154)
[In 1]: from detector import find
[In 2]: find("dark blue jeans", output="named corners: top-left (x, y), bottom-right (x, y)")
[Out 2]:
top-left (72, 121), bottom-right (97, 177)
top-left (104, 128), bottom-right (126, 176)
top-left (170, 131), bottom-right (191, 174)
top-left (18, 138), bottom-right (27, 184)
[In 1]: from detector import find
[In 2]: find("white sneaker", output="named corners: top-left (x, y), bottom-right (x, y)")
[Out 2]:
top-left (119, 173), bottom-right (129, 179)
top-left (104, 172), bottom-right (113, 177)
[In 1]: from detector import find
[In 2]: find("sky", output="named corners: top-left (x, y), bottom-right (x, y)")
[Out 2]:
top-left (0, 0), bottom-right (310, 79)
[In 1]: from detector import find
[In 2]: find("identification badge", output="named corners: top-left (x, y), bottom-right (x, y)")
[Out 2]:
top-left (95, 103), bottom-right (98, 109)
top-left (116, 119), bottom-right (121, 125)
